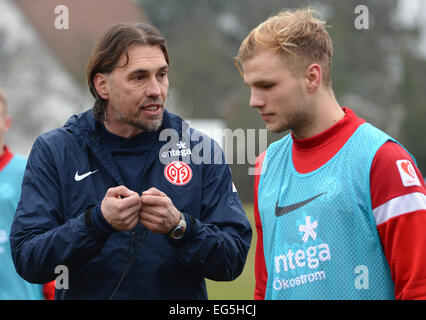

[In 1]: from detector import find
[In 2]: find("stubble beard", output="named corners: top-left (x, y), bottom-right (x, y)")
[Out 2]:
top-left (121, 107), bottom-right (164, 133)
top-left (267, 100), bottom-right (314, 134)
top-left (108, 87), bottom-right (165, 133)
top-left (280, 85), bottom-right (314, 136)
top-left (286, 107), bottom-right (314, 134)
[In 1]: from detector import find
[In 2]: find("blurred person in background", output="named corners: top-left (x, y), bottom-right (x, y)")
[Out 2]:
top-left (0, 89), bottom-right (54, 300)
top-left (235, 8), bottom-right (426, 300)
top-left (9, 22), bottom-right (251, 299)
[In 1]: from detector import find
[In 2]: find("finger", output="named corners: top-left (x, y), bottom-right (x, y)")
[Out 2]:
top-left (120, 204), bottom-right (142, 221)
top-left (123, 211), bottom-right (141, 228)
top-left (142, 187), bottom-right (167, 197)
top-left (119, 192), bottom-right (142, 209)
top-left (140, 194), bottom-right (169, 206)
top-left (139, 204), bottom-right (166, 218)
top-left (139, 213), bottom-right (169, 234)
top-left (139, 210), bottom-right (166, 226)
top-left (107, 185), bottom-right (137, 198)
top-left (139, 218), bottom-right (159, 233)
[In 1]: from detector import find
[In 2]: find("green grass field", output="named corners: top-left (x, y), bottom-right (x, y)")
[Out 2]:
top-left (206, 203), bottom-right (256, 300)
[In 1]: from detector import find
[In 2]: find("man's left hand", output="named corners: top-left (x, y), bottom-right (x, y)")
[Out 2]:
top-left (139, 187), bottom-right (181, 234)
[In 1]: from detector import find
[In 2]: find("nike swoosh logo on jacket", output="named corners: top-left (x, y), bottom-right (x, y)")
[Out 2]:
top-left (74, 169), bottom-right (99, 181)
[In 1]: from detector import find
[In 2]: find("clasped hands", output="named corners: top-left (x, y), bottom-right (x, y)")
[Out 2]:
top-left (100, 186), bottom-right (181, 233)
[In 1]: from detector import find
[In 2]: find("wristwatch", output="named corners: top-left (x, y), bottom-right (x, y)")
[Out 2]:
top-left (169, 212), bottom-right (187, 240)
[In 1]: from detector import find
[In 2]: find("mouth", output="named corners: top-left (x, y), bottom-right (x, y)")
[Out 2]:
top-left (140, 103), bottom-right (163, 117)
top-left (259, 112), bottom-right (274, 121)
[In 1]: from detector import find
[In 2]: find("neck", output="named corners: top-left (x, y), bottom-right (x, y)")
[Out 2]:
top-left (103, 120), bottom-right (143, 139)
top-left (292, 89), bottom-right (344, 140)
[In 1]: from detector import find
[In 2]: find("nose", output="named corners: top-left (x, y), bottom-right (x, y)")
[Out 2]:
top-left (145, 77), bottom-right (162, 98)
top-left (249, 89), bottom-right (265, 109)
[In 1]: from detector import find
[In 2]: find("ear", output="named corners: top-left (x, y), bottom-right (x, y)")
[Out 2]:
top-left (305, 63), bottom-right (322, 92)
top-left (93, 73), bottom-right (110, 100)
top-left (4, 116), bottom-right (11, 132)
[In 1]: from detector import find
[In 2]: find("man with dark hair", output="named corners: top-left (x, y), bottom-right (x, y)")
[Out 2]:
top-left (235, 8), bottom-right (426, 300)
top-left (10, 22), bottom-right (251, 299)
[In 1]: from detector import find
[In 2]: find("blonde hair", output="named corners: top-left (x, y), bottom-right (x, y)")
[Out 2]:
top-left (235, 8), bottom-right (334, 87)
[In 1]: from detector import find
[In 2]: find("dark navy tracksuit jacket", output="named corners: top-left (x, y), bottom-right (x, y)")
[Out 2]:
top-left (10, 109), bottom-right (252, 299)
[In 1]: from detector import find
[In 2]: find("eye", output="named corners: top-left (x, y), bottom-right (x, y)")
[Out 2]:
top-left (254, 82), bottom-right (275, 90)
top-left (133, 75), bottom-right (145, 81)
top-left (158, 70), bottom-right (168, 79)
top-left (262, 83), bottom-right (275, 89)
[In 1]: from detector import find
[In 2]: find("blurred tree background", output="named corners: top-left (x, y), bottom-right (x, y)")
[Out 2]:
top-left (138, 0), bottom-right (426, 202)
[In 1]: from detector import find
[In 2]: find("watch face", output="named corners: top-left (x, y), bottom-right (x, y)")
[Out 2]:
top-left (172, 225), bottom-right (185, 239)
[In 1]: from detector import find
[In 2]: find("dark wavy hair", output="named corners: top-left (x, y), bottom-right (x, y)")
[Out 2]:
top-left (86, 22), bottom-right (170, 121)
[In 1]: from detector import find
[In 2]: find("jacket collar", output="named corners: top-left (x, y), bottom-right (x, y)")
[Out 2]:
top-left (64, 108), bottom-right (182, 137)
top-left (63, 108), bottom-right (186, 186)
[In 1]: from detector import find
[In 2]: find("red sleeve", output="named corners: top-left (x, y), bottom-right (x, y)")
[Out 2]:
top-left (254, 151), bottom-right (267, 300)
top-left (43, 281), bottom-right (56, 300)
top-left (371, 141), bottom-right (426, 300)
top-left (0, 145), bottom-right (13, 171)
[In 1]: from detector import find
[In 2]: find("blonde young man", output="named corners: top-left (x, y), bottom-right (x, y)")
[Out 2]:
top-left (235, 8), bottom-right (426, 299)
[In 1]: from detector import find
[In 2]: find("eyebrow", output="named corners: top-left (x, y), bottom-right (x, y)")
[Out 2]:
top-left (129, 65), bottom-right (169, 75)
top-left (246, 79), bottom-right (275, 87)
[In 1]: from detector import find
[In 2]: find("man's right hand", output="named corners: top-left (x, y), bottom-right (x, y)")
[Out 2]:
top-left (100, 186), bottom-right (142, 231)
